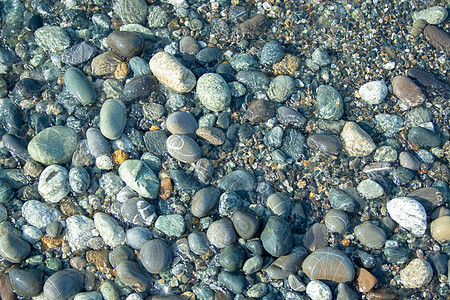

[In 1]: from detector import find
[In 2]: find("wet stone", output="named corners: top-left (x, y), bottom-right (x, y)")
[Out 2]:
top-left (167, 111), bottom-right (198, 135)
top-left (261, 216), bottom-right (293, 257)
top-left (170, 170), bottom-right (200, 194)
top-left (354, 268), bottom-right (377, 293)
top-left (35, 26), bottom-right (71, 53)
top-left (129, 57), bottom-right (150, 77)
top-left (307, 134), bottom-right (340, 156)
top-left (149, 52), bottom-right (196, 93)
top-left (359, 81), bottom-right (388, 105)
top-left (0, 233), bottom-right (30, 263)
top-left (166, 134), bottom-right (201, 163)
top-left (197, 47), bottom-right (222, 65)
top-left (235, 70), bottom-right (270, 93)
top-left (281, 128), bottom-right (306, 160)
top-left (43, 269), bottom-right (84, 300)
top-left (219, 244), bottom-right (245, 272)
top-left (121, 198), bottom-right (156, 226)
top-left (387, 197), bottom-right (427, 236)
top-left (91, 52), bottom-right (123, 76)
top-left (38, 164), bottom-right (69, 203)
top-left (408, 127), bottom-right (441, 148)
top-left (400, 258), bottom-right (433, 288)
top-left (354, 222), bottom-right (386, 249)
top-left (119, 159), bottom-right (159, 199)
top-left (107, 31), bottom-right (144, 58)
top-left (191, 187), bottom-right (221, 218)
top-left (392, 75), bottom-right (425, 110)
top-left (245, 99), bottom-right (276, 124)
top-left (86, 128), bottom-right (110, 158)
top-left (232, 208), bottom-right (259, 240)
top-left (316, 85), bottom-right (343, 120)
top-left (229, 53), bottom-right (258, 71)
top-left (357, 179), bottom-right (384, 199)
top-left (242, 255), bottom-right (263, 274)
top-left (113, 0), bottom-right (148, 25)
top-left (46, 221), bottom-right (63, 238)
top-left (340, 122), bottom-right (376, 157)
top-left (69, 167), bottom-right (90, 194)
top-left (374, 113), bottom-right (404, 136)
top-left (28, 126), bottom-right (77, 165)
top-left (218, 271), bottom-right (245, 295)
top-left (267, 192), bottom-right (292, 219)
top-left (260, 41), bottom-right (285, 65)
top-left (179, 36), bottom-right (200, 55)
top-left (423, 25), bottom-right (450, 57)
top-left (247, 283), bottom-right (268, 298)
top-left (117, 261), bottom-right (152, 293)
top-left (187, 232), bottom-right (210, 256)
top-left (430, 216), bottom-right (450, 243)
top-left (413, 6), bottom-right (448, 25)
top-left (218, 170), bottom-right (255, 192)
top-left (99, 281), bottom-right (119, 300)
top-left (100, 99), bottom-right (127, 140)
top-left (306, 280), bottom-right (332, 300)
top-left (144, 130), bottom-right (167, 156)
top-left (196, 127), bottom-right (226, 146)
top-left (407, 187), bottom-right (444, 211)
top-left (384, 247), bottom-right (409, 265)
top-left (277, 106), bottom-right (307, 128)
top-left (206, 219), bottom-right (237, 249)
top-left (86, 250), bottom-right (112, 273)
top-left (266, 248), bottom-right (308, 279)
top-left (126, 227), bottom-right (152, 250)
top-left (74, 292), bottom-right (102, 300)
top-left (64, 67), bottom-right (96, 106)
top-left (155, 214), bottom-right (186, 237)
top-left (366, 287), bottom-right (397, 300)
top-left (8, 267), bottom-right (43, 297)
top-left (324, 209), bottom-right (349, 234)
top-left (0, 180), bottom-right (12, 204)
top-left (329, 188), bottom-right (356, 212)
top-left (93, 212), bottom-right (125, 248)
top-left (61, 41), bottom-right (96, 65)
top-left (122, 76), bottom-right (152, 102)
top-left (139, 239), bottom-right (172, 274)
top-left (197, 73), bottom-right (231, 112)
top-left (303, 223), bottom-right (329, 252)
top-left (373, 145), bottom-right (397, 163)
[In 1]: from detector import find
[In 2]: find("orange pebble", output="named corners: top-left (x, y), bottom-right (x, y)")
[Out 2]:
top-left (112, 149), bottom-right (129, 165)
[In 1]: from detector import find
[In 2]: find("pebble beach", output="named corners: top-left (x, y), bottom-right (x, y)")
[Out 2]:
top-left (0, 0), bottom-right (448, 299)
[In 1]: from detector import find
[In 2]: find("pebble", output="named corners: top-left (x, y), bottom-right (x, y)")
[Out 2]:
top-left (0, 180), bottom-right (12, 204)
top-left (261, 216), bottom-right (293, 257)
top-left (69, 167), bottom-right (90, 194)
top-left (266, 248), bottom-right (308, 279)
top-left (129, 57), bottom-right (150, 77)
top-left (0, 273), bottom-right (14, 300)
top-left (430, 216), bottom-right (450, 243)
top-left (116, 261), bottom-right (152, 293)
top-left (280, 129), bottom-right (306, 160)
top-left (99, 99), bottom-right (127, 140)
top-left (260, 41), bottom-right (285, 65)
top-left (196, 73), bottom-right (231, 112)
top-left (93, 212), bottom-right (125, 248)
top-left (22, 225), bottom-right (42, 244)
top-left (43, 269), bottom-right (84, 300)
top-left (277, 106), bottom-right (307, 128)
top-left (46, 221), bottom-right (63, 238)
top-left (324, 209), bottom-right (349, 234)
top-left (38, 164), bottom-right (70, 203)
top-left (219, 244), bottom-right (245, 272)
top-left (126, 227), bottom-right (152, 250)
top-left (91, 52), bottom-right (123, 76)
top-left (113, 0), bottom-right (148, 25)
top-left (236, 70), bottom-right (270, 94)
top-left (218, 170), bottom-right (255, 192)
top-left (196, 127), bottom-right (226, 146)
top-left (242, 255), bottom-right (263, 274)
top-left (306, 280), bottom-right (332, 300)
top-left (302, 247), bottom-right (355, 283)
top-left (34, 26), bottom-right (71, 53)
top-left (407, 127), bottom-right (441, 148)
top-left (65, 215), bottom-right (95, 251)
top-left (0, 205), bottom-right (6, 222)
top-left (266, 192), bottom-right (292, 219)
top-left (316, 85), bottom-right (343, 120)
top-left (166, 111), bottom-right (198, 135)
top-left (307, 134), bottom-right (341, 156)
top-left (86, 128), bottom-right (110, 158)
top-left (28, 126), bottom-right (77, 165)
top-left (8, 267), bottom-right (44, 297)
top-left (0, 233), bottom-right (30, 263)
top-left (74, 292), bottom-right (103, 300)
top-left (232, 209), bottom-right (259, 240)
top-left (400, 258), bottom-right (433, 288)
top-left (358, 81), bottom-right (388, 105)
top-left (245, 99), bottom-right (276, 124)
top-left (373, 145), bottom-right (397, 162)
top-left (387, 197), bottom-right (427, 236)
top-left (121, 198), bottom-right (156, 226)
top-left (144, 130), bottom-right (168, 156)
top-left (179, 36), bottom-right (200, 55)
top-left (149, 52), bottom-right (196, 93)
top-left (191, 187), bottom-right (221, 218)
top-left (187, 231), bottom-right (210, 256)
top-left (392, 75), bottom-right (425, 110)
top-left (357, 179), bottom-right (384, 199)
top-left (86, 250), bottom-right (112, 273)
top-left (194, 158), bottom-right (214, 184)
top-left (340, 122), bottom-right (376, 157)
top-left (107, 31), bottom-right (144, 58)
top-left (366, 286), bottom-right (397, 300)
top-left (354, 268), bottom-right (377, 293)
top-left (139, 239), bottom-right (172, 274)
top-left (247, 283), bottom-right (268, 298)
top-left (118, 159), bottom-right (160, 199)
top-left (354, 222), bottom-right (386, 249)
top-left (374, 113), bottom-right (404, 136)
top-left (218, 271), bottom-right (245, 294)
top-left (423, 25), bottom-right (450, 57)
top-left (303, 223), bottom-right (329, 252)
top-left (407, 187), bottom-right (444, 210)
top-left (229, 53), bottom-right (258, 71)
top-left (166, 134), bottom-right (201, 163)
top-left (412, 6), bottom-right (448, 25)
top-left (64, 67), bottom-right (96, 106)
top-left (61, 41), bottom-right (96, 65)
top-left (122, 75), bottom-right (152, 102)
top-left (329, 188), bottom-right (356, 212)
top-left (206, 219), bottom-right (237, 248)
top-left (155, 214), bottom-right (186, 237)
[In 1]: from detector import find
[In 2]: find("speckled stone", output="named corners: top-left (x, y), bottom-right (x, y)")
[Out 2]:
top-left (139, 239), bottom-right (172, 274)
top-left (166, 134), bottom-right (201, 163)
top-left (118, 159), bottom-right (160, 199)
top-left (306, 280), bottom-right (332, 300)
top-left (149, 52), bottom-right (196, 93)
top-left (316, 85), bottom-right (343, 120)
top-left (35, 26), bottom-right (71, 53)
top-left (354, 222), bottom-right (386, 249)
top-left (21, 200), bottom-right (60, 230)
top-left (206, 219), bottom-right (237, 249)
top-left (43, 269), bottom-right (84, 300)
top-left (69, 167), bottom-right (90, 194)
top-left (66, 215), bottom-right (95, 251)
top-left (197, 73), bottom-right (231, 112)
top-left (387, 197), bottom-right (427, 236)
top-left (93, 212), bottom-right (125, 248)
top-left (302, 247), bottom-right (355, 283)
top-left (340, 122), bottom-right (376, 157)
top-left (196, 127), bottom-right (226, 146)
top-left (113, 0), bottom-right (148, 25)
top-left (413, 6), bottom-right (448, 25)
top-left (38, 164), bottom-right (70, 203)
top-left (400, 258), bottom-right (433, 288)
top-left (155, 214), bottom-right (186, 237)
top-left (358, 81), bottom-right (388, 105)
top-left (357, 179), bottom-right (384, 199)
top-left (218, 170), bottom-right (256, 192)
top-left (28, 126), bottom-right (77, 165)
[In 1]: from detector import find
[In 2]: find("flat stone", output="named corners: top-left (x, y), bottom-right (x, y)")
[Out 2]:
top-left (66, 215), bottom-right (95, 251)
top-left (8, 267), bottom-right (44, 297)
top-left (64, 67), bottom-right (96, 106)
top-left (218, 170), bottom-right (255, 192)
top-left (407, 187), bottom-right (444, 211)
top-left (28, 126), bottom-right (77, 165)
top-left (307, 134), bottom-right (340, 155)
top-left (43, 269), bottom-right (84, 300)
top-left (61, 41), bottom-right (96, 65)
top-left (91, 51), bottom-right (123, 76)
top-left (408, 127), bottom-right (441, 148)
top-left (400, 258), bottom-right (433, 288)
top-left (357, 179), bottom-right (384, 199)
top-left (242, 255), bottom-right (263, 274)
top-left (197, 73), bottom-right (231, 111)
top-left (149, 52), bottom-right (196, 93)
top-left (126, 227), bottom-right (152, 250)
top-left (187, 232), bottom-right (210, 256)
top-left (302, 247), bottom-right (355, 283)
top-left (260, 216), bottom-right (293, 257)
top-left (155, 214), bottom-right (186, 237)
top-left (38, 164), bottom-right (69, 203)
top-left (340, 122), bottom-right (376, 157)
top-left (118, 159), bottom-right (160, 199)
top-left (430, 216), bottom-right (450, 243)
top-left (22, 200), bottom-right (60, 230)
top-left (387, 197), bottom-right (427, 236)
top-left (35, 26), bottom-right (71, 53)
top-left (99, 99), bottom-right (127, 140)
top-left (166, 111), bottom-right (198, 135)
top-left (424, 25), bottom-right (450, 57)
top-left (93, 212), bottom-right (125, 248)
top-left (86, 128), bottom-right (110, 158)
top-left (354, 222), bottom-right (386, 249)
top-left (266, 248), bottom-right (308, 279)
top-left (86, 250), bottom-right (113, 273)
top-left (392, 75), bottom-right (425, 110)
top-left (267, 75), bottom-right (295, 103)
top-left (166, 134), bottom-right (201, 163)
top-left (143, 130), bottom-right (167, 156)
top-left (196, 127), bottom-right (226, 146)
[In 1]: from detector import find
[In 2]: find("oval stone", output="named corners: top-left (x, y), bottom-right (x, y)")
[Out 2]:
top-left (38, 164), bottom-right (70, 203)
top-left (99, 99), bottom-right (127, 140)
top-left (232, 209), bottom-right (259, 240)
top-left (354, 222), bottom-right (386, 249)
top-left (116, 261), bottom-right (152, 292)
top-left (118, 159), bottom-right (160, 199)
top-left (69, 167), bottom-right (90, 194)
top-left (0, 233), bottom-right (30, 263)
top-left (387, 197), bottom-right (427, 236)
top-left (91, 51), bottom-right (123, 76)
top-left (392, 75), bottom-right (425, 110)
top-left (302, 247), bottom-right (355, 283)
top-left (139, 239), bottom-right (172, 274)
top-left (340, 122), bottom-right (376, 157)
top-left (166, 111), bottom-right (198, 135)
top-left (260, 216), bottom-right (293, 257)
top-left (64, 67), bottom-right (96, 106)
top-left (324, 210), bottom-right (349, 234)
top-left (267, 193), bottom-right (292, 219)
top-left (107, 31), bottom-right (144, 58)
top-left (316, 85), bottom-right (343, 120)
top-left (28, 126), bottom-right (77, 165)
top-left (187, 232), bottom-right (210, 256)
top-left (149, 52), bottom-right (196, 93)
top-left (399, 258), bottom-right (433, 288)
top-left (86, 128), bottom-right (110, 158)
top-left (8, 267), bottom-right (44, 297)
top-left (307, 134), bottom-right (340, 155)
top-left (217, 170), bottom-right (256, 192)
top-left (430, 216), bottom-right (450, 243)
top-left (206, 219), bottom-right (237, 249)
top-left (191, 187), bottom-right (222, 218)
top-left (43, 269), bottom-right (84, 300)
top-left (166, 134), bottom-right (201, 163)
top-left (197, 73), bottom-right (231, 112)
top-left (122, 75), bottom-right (152, 102)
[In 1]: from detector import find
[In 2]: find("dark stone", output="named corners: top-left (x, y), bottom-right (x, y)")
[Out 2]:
top-left (122, 75), bottom-right (152, 102)
top-left (260, 216), bottom-right (293, 257)
top-left (143, 130), bottom-right (167, 156)
top-left (307, 134), bottom-right (341, 155)
top-left (302, 223), bottom-right (329, 252)
top-left (424, 25), bottom-right (450, 56)
top-left (276, 106), bottom-right (307, 128)
top-left (43, 269), bottom-right (84, 300)
top-left (8, 268), bottom-right (44, 297)
top-left (107, 31), bottom-right (144, 58)
top-left (61, 41), bottom-right (96, 65)
top-left (244, 100), bottom-right (276, 124)
top-left (116, 261), bottom-right (152, 292)
top-left (2, 134), bottom-right (31, 163)
top-left (407, 127), bottom-right (441, 148)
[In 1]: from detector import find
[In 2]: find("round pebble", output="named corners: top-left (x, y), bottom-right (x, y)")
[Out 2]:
top-left (100, 99), bottom-right (127, 140)
top-left (430, 216), bottom-right (450, 243)
top-left (187, 231), bottom-right (210, 256)
top-left (324, 209), bottom-right (349, 234)
top-left (139, 239), bottom-right (172, 274)
top-left (197, 73), bottom-right (231, 112)
top-left (69, 167), bottom-right (90, 194)
top-left (166, 111), bottom-right (198, 135)
top-left (354, 221), bottom-right (386, 249)
top-left (316, 85), bottom-right (343, 120)
top-left (219, 244), bottom-right (245, 272)
top-left (0, 233), bottom-right (30, 263)
top-left (126, 227), bottom-right (153, 250)
top-left (8, 267), bottom-right (44, 297)
top-left (358, 81), bottom-right (388, 105)
top-left (387, 197), bottom-right (427, 236)
top-left (232, 208), bottom-right (259, 240)
top-left (206, 219), bottom-right (237, 249)
top-left (340, 122), bottom-right (376, 157)
top-left (357, 179), bottom-right (384, 199)
top-left (86, 128), bottom-right (110, 158)
top-left (43, 269), bottom-right (84, 300)
top-left (107, 31), bottom-right (144, 58)
top-left (116, 261), bottom-right (152, 292)
top-left (38, 164), bottom-right (70, 203)
top-left (400, 258), bottom-right (433, 288)
top-left (267, 75), bottom-right (295, 103)
top-left (306, 280), bottom-right (332, 300)
top-left (191, 187), bottom-right (222, 218)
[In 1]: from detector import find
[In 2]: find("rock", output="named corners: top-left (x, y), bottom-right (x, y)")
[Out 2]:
top-left (413, 6), bottom-right (448, 25)
top-left (359, 81), bottom-right (388, 105)
top-left (307, 134), bottom-right (340, 155)
top-left (267, 192), bottom-right (292, 219)
top-left (113, 0), bottom-right (148, 25)
top-left (430, 216), bottom-right (450, 243)
top-left (187, 232), bottom-right (210, 256)
top-left (66, 215), bottom-right (95, 251)
top-left (35, 26), bottom-right (71, 53)
top-left (22, 200), bottom-right (60, 230)
top-left (74, 292), bottom-right (103, 300)
top-left (245, 99), bottom-right (276, 123)
top-left (86, 128), bottom-right (110, 158)
top-left (179, 36), bottom-right (200, 55)
top-left (366, 287), bottom-right (397, 300)
top-left (277, 106), bottom-right (307, 128)
top-left (166, 111), bottom-right (198, 135)
top-left (316, 85), bottom-right (343, 120)
top-left (196, 73), bottom-right (231, 112)
top-left (218, 170), bottom-right (255, 192)
top-left (61, 41), bottom-right (96, 65)
top-left (246, 283), bottom-right (268, 298)
top-left (302, 247), bottom-right (355, 283)
top-left (281, 128), bottom-right (306, 160)
top-left (28, 126), bottom-right (77, 165)
top-left (143, 130), bottom-right (167, 156)
top-left (121, 198), bottom-right (156, 226)
top-left (155, 214), bottom-right (185, 237)
top-left (407, 187), bottom-right (444, 211)
top-left (46, 221), bottom-right (63, 238)
top-left (100, 99), bottom-right (127, 140)
top-left (129, 57), bottom-right (150, 77)
top-left (236, 70), bottom-right (270, 93)
top-left (218, 271), bottom-right (245, 294)
top-left (267, 75), bottom-right (295, 103)
top-left (242, 255), bottom-right (263, 274)
top-left (219, 244), bottom-right (245, 272)
top-left (266, 248), bottom-right (308, 279)
top-left (407, 127), bottom-right (441, 148)
top-left (306, 280), bottom-right (332, 300)
top-left (86, 250), bottom-right (112, 273)
top-left (400, 258), bottom-right (433, 288)
top-left (229, 53), bottom-right (258, 71)
top-left (357, 179), bottom-right (384, 199)
top-left (302, 223), bottom-right (329, 252)
top-left (260, 216), bottom-right (293, 257)
top-left (206, 219), bottom-right (237, 249)
top-left (260, 41), bottom-right (285, 65)
top-left (336, 283), bottom-right (359, 300)
top-left (38, 164), bottom-right (70, 203)
top-left (191, 187), bottom-right (221, 218)
top-left (107, 31), bottom-right (144, 58)
top-left (117, 261), bottom-right (152, 292)
top-left (119, 160), bottom-right (160, 199)
top-left (91, 52), bottom-right (123, 76)
top-left (196, 127), bottom-right (226, 146)
top-left (8, 267), bottom-right (44, 297)
top-left (354, 222), bottom-right (386, 249)
top-left (423, 25), bottom-right (450, 57)
top-left (149, 52), bottom-right (196, 93)
top-left (64, 67), bottom-right (96, 106)
top-left (126, 227), bottom-right (152, 250)
top-left (122, 76), bottom-right (152, 102)
top-left (399, 151), bottom-right (420, 171)
top-left (139, 239), bottom-right (172, 274)
top-left (324, 209), bottom-right (349, 234)
top-left (43, 269), bottom-right (84, 300)
top-left (166, 134), bottom-right (201, 163)
top-left (340, 122), bottom-right (376, 157)
top-left (354, 268), bottom-right (377, 293)
top-left (68, 167), bottom-right (90, 194)
top-left (392, 75), bottom-right (425, 110)
top-left (0, 273), bottom-right (15, 300)
top-left (93, 213), bottom-right (125, 248)
top-left (109, 245), bottom-right (135, 269)
top-left (194, 158), bottom-right (214, 184)
top-left (288, 274), bottom-right (306, 292)
top-left (232, 209), bottom-right (259, 240)
top-left (0, 233), bottom-right (30, 263)
top-left (387, 197), bottom-right (427, 236)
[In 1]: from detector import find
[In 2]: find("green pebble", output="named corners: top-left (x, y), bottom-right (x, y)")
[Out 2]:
top-left (155, 214), bottom-right (186, 237)
top-left (247, 283), bottom-right (269, 298)
top-left (64, 67), bottom-right (96, 106)
top-left (242, 255), bottom-right (263, 274)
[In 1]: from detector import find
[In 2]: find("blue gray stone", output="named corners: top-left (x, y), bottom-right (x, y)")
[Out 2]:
top-left (64, 67), bottom-right (96, 105)
top-left (100, 99), bottom-right (127, 140)
top-left (118, 159), bottom-right (160, 199)
top-left (197, 73), bottom-right (231, 112)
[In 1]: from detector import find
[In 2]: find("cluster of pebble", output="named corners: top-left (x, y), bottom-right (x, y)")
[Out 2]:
top-left (0, 0), bottom-right (448, 300)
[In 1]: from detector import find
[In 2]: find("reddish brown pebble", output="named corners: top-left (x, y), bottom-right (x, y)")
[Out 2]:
top-left (424, 25), bottom-right (450, 56)
top-left (160, 178), bottom-right (173, 200)
top-left (366, 286), bottom-right (397, 300)
top-left (392, 75), bottom-right (425, 109)
top-left (244, 99), bottom-right (276, 124)
top-left (354, 268), bottom-right (378, 293)
top-left (0, 273), bottom-right (16, 300)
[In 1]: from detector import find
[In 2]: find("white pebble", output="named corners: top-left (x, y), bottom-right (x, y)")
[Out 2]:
top-left (306, 280), bottom-right (332, 300)
top-left (359, 81), bottom-right (388, 104)
top-left (387, 197), bottom-right (427, 236)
